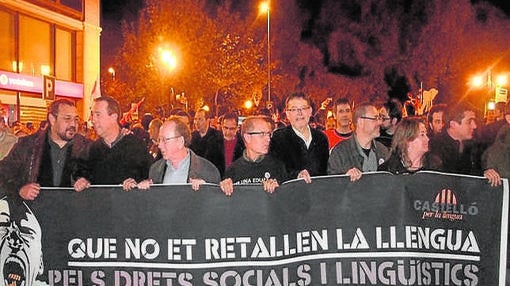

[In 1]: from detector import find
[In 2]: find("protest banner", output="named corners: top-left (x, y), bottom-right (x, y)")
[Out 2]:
top-left (0, 171), bottom-right (507, 285)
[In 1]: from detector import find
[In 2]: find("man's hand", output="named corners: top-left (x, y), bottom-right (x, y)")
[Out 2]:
top-left (219, 178), bottom-right (234, 196)
top-left (122, 178), bottom-right (138, 191)
top-left (346, 167), bottom-right (363, 182)
top-left (189, 178), bottom-right (206, 191)
top-left (137, 179), bottom-right (153, 190)
top-left (19, 183), bottom-right (40, 201)
top-left (73, 177), bottom-right (90, 192)
top-left (297, 169), bottom-right (312, 184)
top-left (484, 168), bottom-right (501, 187)
top-left (263, 179), bottom-right (279, 193)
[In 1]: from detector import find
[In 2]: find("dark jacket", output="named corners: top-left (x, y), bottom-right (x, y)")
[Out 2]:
top-left (149, 150), bottom-right (221, 184)
top-left (429, 131), bottom-right (482, 175)
top-left (0, 129), bottom-right (92, 196)
top-left (76, 134), bottom-right (152, 185)
top-left (190, 127), bottom-right (225, 176)
top-left (270, 126), bottom-right (329, 177)
top-left (378, 152), bottom-right (443, 174)
top-left (225, 154), bottom-right (289, 185)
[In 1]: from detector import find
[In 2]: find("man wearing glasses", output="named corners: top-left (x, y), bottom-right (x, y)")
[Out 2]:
top-left (328, 102), bottom-right (389, 181)
top-left (220, 116), bottom-right (289, 196)
top-left (270, 93), bottom-right (329, 182)
top-left (0, 99), bottom-right (92, 200)
top-left (376, 99), bottom-right (403, 148)
top-left (219, 112), bottom-right (245, 170)
top-left (123, 117), bottom-right (220, 191)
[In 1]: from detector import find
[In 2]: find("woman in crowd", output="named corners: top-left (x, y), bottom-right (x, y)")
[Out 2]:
top-left (378, 117), bottom-right (442, 174)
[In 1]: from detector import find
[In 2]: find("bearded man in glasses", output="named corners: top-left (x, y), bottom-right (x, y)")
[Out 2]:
top-left (328, 102), bottom-right (389, 181)
top-left (269, 93), bottom-right (329, 183)
top-left (220, 116), bottom-right (289, 196)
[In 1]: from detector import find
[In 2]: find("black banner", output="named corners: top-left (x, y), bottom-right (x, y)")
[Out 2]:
top-left (1, 172), bottom-right (507, 286)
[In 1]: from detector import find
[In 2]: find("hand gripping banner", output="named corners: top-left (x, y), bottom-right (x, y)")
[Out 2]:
top-left (0, 171), bottom-right (507, 286)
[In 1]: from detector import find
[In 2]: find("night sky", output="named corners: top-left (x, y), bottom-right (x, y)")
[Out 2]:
top-left (100, 0), bottom-right (510, 104)
top-left (100, 0), bottom-right (510, 65)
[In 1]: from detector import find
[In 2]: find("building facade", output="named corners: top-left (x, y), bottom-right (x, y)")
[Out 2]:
top-left (0, 0), bottom-right (100, 127)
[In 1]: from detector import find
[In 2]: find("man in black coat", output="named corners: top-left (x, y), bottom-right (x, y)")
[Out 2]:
top-left (270, 93), bottom-right (329, 182)
top-left (189, 108), bottom-right (225, 176)
top-left (74, 96), bottom-right (152, 190)
top-left (429, 103), bottom-right (500, 186)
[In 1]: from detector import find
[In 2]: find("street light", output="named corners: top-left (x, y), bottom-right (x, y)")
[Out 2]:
top-left (156, 46), bottom-right (179, 111)
top-left (108, 67), bottom-right (116, 80)
top-left (259, 1), bottom-right (271, 107)
top-left (244, 100), bottom-right (254, 110)
top-left (159, 48), bottom-right (178, 71)
top-left (470, 70), bottom-right (508, 116)
top-left (471, 75), bottom-right (483, 88)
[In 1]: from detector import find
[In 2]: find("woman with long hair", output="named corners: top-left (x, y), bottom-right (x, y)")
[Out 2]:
top-left (378, 117), bottom-right (442, 174)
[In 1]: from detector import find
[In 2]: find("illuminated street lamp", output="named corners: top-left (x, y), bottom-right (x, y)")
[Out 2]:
top-left (108, 67), bottom-right (116, 80)
top-left (496, 75), bottom-right (507, 87)
top-left (159, 48), bottom-right (178, 71)
top-left (471, 75), bottom-right (484, 88)
top-left (156, 46), bottom-right (179, 110)
top-left (244, 100), bottom-right (254, 110)
top-left (259, 1), bottom-right (271, 107)
top-left (471, 70), bottom-right (508, 115)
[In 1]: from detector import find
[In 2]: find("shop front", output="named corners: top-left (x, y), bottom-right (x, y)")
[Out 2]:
top-left (0, 70), bottom-right (83, 127)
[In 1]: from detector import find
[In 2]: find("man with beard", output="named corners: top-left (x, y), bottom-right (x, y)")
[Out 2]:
top-left (0, 99), bottom-right (92, 200)
top-left (328, 102), bottom-right (389, 181)
top-left (0, 196), bottom-right (44, 286)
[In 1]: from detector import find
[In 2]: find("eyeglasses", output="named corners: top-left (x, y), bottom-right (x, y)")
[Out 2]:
top-left (57, 115), bottom-right (80, 123)
top-left (246, 131), bottom-right (272, 138)
top-left (286, 106), bottom-right (311, 113)
top-left (156, 135), bottom-right (182, 144)
top-left (360, 115), bottom-right (383, 121)
top-left (222, 126), bottom-right (238, 131)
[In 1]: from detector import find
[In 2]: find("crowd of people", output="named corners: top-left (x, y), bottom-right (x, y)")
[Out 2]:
top-left (0, 92), bottom-right (508, 200)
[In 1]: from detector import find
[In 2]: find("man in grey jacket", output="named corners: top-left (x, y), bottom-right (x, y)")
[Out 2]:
top-left (328, 102), bottom-right (389, 181)
top-left (123, 117), bottom-right (220, 191)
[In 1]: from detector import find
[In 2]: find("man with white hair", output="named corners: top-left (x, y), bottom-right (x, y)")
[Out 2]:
top-left (123, 116), bottom-right (220, 191)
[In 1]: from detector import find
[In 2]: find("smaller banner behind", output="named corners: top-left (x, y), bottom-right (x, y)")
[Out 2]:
top-left (0, 172), bottom-right (507, 286)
